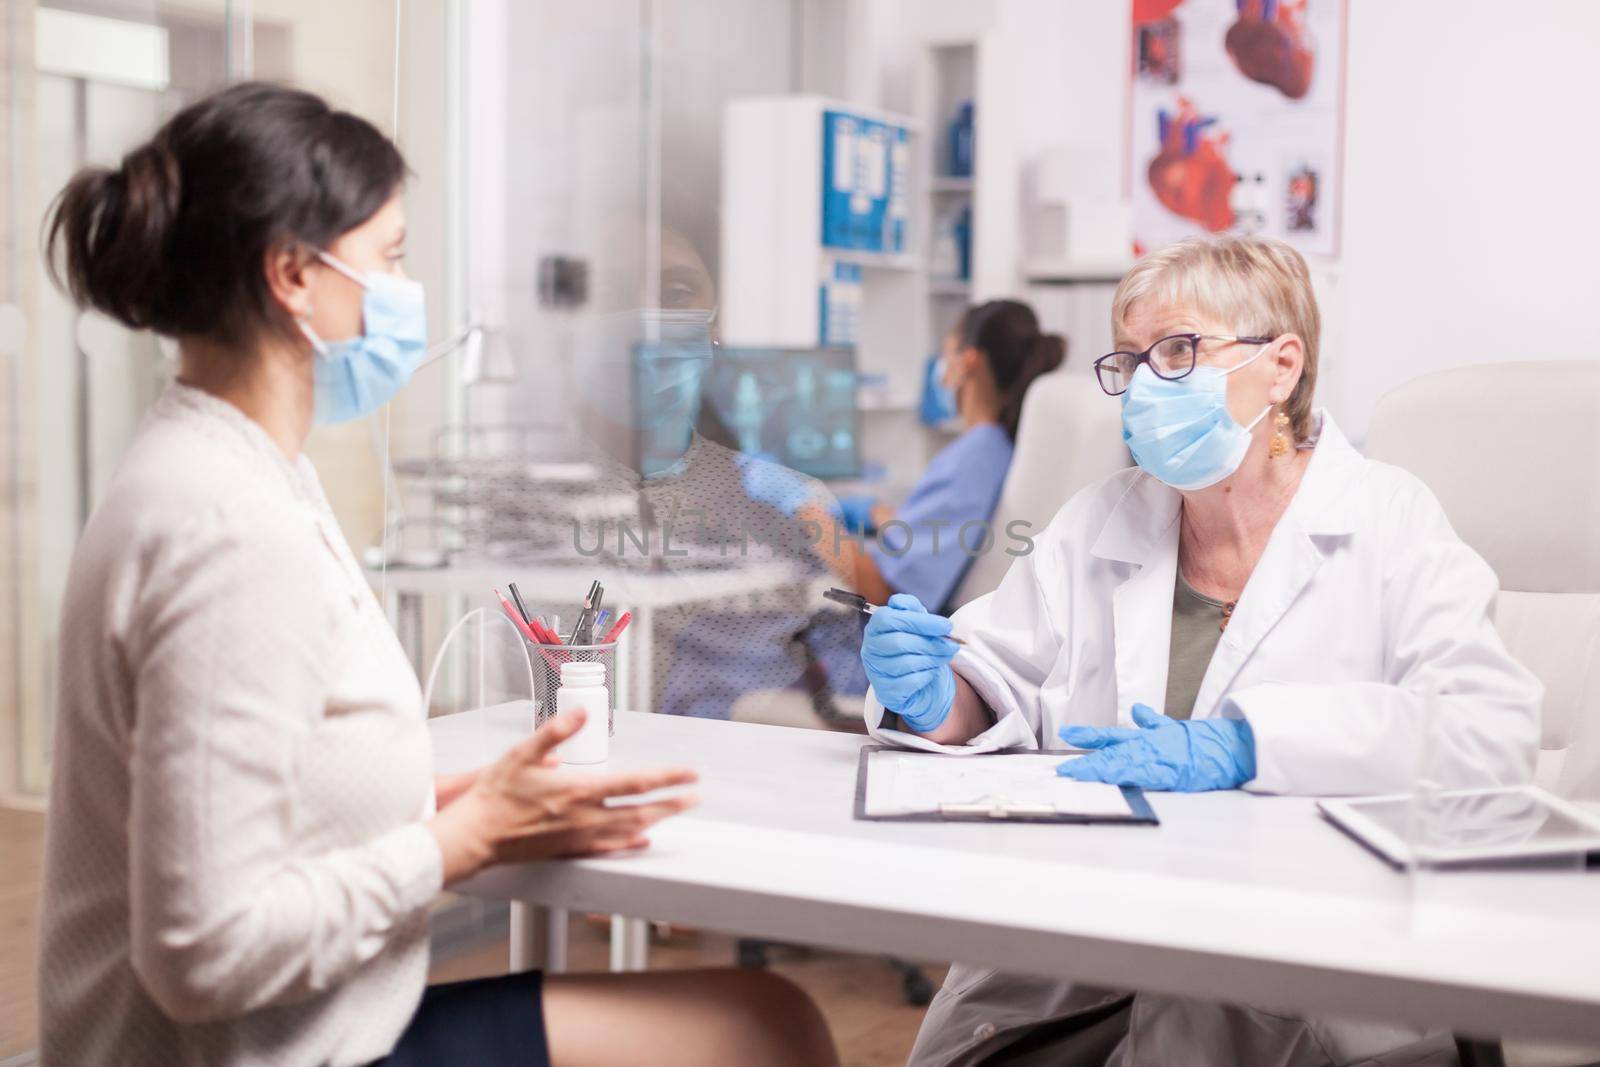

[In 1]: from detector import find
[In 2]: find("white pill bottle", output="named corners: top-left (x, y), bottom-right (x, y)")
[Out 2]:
top-left (556, 660), bottom-right (610, 764)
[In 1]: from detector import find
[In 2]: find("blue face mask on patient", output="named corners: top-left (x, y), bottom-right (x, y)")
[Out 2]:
top-left (298, 251), bottom-right (428, 425)
top-left (1119, 346), bottom-right (1273, 491)
top-left (634, 310), bottom-right (713, 477)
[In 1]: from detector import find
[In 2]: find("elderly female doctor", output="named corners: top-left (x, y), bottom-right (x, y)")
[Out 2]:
top-left (859, 236), bottom-right (1540, 1067)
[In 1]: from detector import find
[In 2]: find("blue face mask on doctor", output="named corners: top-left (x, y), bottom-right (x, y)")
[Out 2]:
top-left (298, 250), bottom-right (428, 424)
top-left (1119, 342), bottom-right (1274, 491)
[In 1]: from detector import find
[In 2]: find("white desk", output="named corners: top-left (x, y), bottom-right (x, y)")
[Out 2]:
top-left (430, 705), bottom-right (1600, 1045)
top-left (372, 559), bottom-right (815, 710)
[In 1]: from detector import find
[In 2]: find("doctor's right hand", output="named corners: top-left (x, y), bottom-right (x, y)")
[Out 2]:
top-left (862, 593), bottom-right (960, 733)
top-left (429, 709), bottom-right (700, 887)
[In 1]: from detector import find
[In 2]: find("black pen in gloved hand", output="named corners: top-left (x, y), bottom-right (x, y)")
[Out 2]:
top-left (822, 587), bottom-right (967, 645)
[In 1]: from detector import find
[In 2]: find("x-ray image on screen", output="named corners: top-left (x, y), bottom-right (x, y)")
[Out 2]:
top-left (700, 347), bottom-right (860, 480)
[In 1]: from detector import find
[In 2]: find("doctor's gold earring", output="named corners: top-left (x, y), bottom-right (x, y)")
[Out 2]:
top-left (1269, 412), bottom-right (1292, 459)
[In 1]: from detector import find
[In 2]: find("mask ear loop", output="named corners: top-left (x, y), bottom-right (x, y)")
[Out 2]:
top-left (296, 247), bottom-right (365, 357)
top-left (1222, 338), bottom-right (1277, 432)
top-left (296, 318), bottom-right (329, 358)
top-left (1218, 337), bottom-right (1273, 377)
top-left (315, 249), bottom-right (369, 287)
top-left (1242, 404), bottom-right (1273, 432)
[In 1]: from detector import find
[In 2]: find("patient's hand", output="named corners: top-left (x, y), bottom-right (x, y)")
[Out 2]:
top-left (434, 771), bottom-right (479, 810)
top-left (429, 710), bottom-right (700, 885)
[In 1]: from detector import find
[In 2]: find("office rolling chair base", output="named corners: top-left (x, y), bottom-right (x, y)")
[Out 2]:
top-left (900, 964), bottom-right (936, 1006)
top-left (1454, 1037), bottom-right (1507, 1067)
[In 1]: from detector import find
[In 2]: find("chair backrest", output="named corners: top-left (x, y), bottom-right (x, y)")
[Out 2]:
top-left (1364, 361), bottom-right (1600, 796)
top-left (947, 370), bottom-right (1131, 610)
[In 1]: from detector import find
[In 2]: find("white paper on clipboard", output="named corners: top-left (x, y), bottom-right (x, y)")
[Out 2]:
top-left (862, 750), bottom-right (1131, 818)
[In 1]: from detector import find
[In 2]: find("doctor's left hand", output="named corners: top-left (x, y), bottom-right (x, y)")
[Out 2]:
top-left (1055, 703), bottom-right (1256, 792)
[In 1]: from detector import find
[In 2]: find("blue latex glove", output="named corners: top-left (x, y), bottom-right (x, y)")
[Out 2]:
top-left (735, 452), bottom-right (816, 517)
top-left (1055, 703), bottom-right (1257, 791)
top-left (832, 493), bottom-right (877, 534)
top-left (861, 593), bottom-right (959, 732)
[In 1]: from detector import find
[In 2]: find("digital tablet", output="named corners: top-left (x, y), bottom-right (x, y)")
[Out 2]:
top-left (1318, 786), bottom-right (1600, 868)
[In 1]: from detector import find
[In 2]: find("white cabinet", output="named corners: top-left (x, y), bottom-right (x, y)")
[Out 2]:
top-left (719, 95), bottom-right (918, 359)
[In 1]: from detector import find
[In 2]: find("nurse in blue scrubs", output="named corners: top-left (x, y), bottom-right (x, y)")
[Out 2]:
top-left (826, 300), bottom-right (1066, 611)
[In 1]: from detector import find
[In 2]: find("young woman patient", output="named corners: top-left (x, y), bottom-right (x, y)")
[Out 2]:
top-left (36, 83), bottom-right (838, 1067)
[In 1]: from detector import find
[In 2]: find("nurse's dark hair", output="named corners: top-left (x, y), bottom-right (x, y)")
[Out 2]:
top-left (46, 82), bottom-right (406, 345)
top-left (957, 299), bottom-right (1066, 440)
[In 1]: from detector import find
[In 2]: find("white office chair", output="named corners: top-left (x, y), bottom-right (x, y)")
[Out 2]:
top-left (947, 369), bottom-right (1131, 609)
top-left (1366, 361), bottom-right (1600, 1067)
top-left (1365, 361), bottom-right (1600, 797)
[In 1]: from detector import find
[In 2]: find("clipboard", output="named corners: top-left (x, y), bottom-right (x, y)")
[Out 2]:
top-left (853, 745), bottom-right (1160, 825)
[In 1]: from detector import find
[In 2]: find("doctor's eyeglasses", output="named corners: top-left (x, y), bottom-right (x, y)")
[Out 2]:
top-left (1094, 333), bottom-right (1275, 396)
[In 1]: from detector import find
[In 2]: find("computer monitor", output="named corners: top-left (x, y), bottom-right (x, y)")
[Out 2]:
top-left (699, 346), bottom-right (861, 480)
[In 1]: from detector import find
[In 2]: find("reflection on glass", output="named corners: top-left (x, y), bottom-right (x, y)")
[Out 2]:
top-left (700, 347), bottom-right (861, 480)
top-left (5, 0), bottom-right (401, 796)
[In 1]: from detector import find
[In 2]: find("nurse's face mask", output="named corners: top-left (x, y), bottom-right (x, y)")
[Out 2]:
top-left (297, 251), bottom-right (428, 425)
top-left (1106, 332), bottom-right (1277, 491)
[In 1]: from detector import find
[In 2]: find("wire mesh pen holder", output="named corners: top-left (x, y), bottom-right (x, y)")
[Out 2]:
top-left (527, 641), bottom-right (618, 736)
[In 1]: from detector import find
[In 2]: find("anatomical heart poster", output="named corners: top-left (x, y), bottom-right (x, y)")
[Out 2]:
top-left (1129, 0), bottom-right (1346, 258)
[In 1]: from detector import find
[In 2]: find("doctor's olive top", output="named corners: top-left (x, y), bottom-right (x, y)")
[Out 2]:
top-left (39, 385), bottom-right (441, 1067)
top-left (1162, 572), bottom-right (1230, 720)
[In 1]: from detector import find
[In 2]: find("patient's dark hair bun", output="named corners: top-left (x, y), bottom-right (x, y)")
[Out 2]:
top-left (46, 82), bottom-right (407, 345)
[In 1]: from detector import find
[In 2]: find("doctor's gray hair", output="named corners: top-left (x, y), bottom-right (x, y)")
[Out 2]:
top-left (1111, 236), bottom-right (1320, 441)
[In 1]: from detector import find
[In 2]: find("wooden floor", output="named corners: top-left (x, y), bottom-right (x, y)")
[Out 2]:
top-left (1, 809), bottom-right (44, 1061)
top-left (2, 808), bottom-right (935, 1065)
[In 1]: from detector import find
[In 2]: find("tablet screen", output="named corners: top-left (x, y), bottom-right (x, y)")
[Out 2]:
top-left (1347, 788), bottom-right (1600, 856)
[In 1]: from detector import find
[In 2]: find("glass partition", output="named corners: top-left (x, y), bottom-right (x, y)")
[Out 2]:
top-left (2, 2), bottom-right (406, 1055)
top-left (382, 0), bottom-right (871, 731)
top-left (1, 0), bottom-right (402, 790)
top-left (5, 0), bottom-right (230, 801)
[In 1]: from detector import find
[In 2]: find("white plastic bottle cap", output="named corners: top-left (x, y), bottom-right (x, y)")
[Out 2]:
top-left (560, 661), bottom-right (605, 686)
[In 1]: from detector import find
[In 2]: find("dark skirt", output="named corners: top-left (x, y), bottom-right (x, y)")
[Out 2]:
top-left (371, 971), bottom-right (550, 1067)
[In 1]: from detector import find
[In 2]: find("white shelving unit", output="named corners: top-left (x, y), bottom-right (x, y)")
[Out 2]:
top-left (918, 41), bottom-right (979, 362)
top-left (717, 88), bottom-right (971, 501)
top-left (719, 95), bottom-right (919, 377)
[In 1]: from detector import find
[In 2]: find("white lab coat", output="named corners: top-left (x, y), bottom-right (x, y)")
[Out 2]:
top-left (865, 413), bottom-right (1541, 1067)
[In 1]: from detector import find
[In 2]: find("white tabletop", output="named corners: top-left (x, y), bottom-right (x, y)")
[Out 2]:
top-left (431, 706), bottom-right (1600, 1044)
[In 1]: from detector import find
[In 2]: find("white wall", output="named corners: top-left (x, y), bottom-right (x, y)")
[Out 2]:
top-left (659, 0), bottom-right (797, 281)
top-left (453, 0), bottom-right (795, 436)
top-left (1335, 0), bottom-right (1600, 438)
top-left (949, 0), bottom-right (1600, 441)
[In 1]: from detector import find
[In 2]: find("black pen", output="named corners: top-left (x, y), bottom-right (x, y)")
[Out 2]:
top-left (571, 579), bottom-right (603, 645)
top-left (507, 582), bottom-right (534, 626)
top-left (823, 587), bottom-right (966, 645)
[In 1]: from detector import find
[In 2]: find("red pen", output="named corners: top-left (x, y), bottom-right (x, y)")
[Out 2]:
top-left (494, 589), bottom-right (540, 645)
top-left (601, 610), bottom-right (632, 643)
